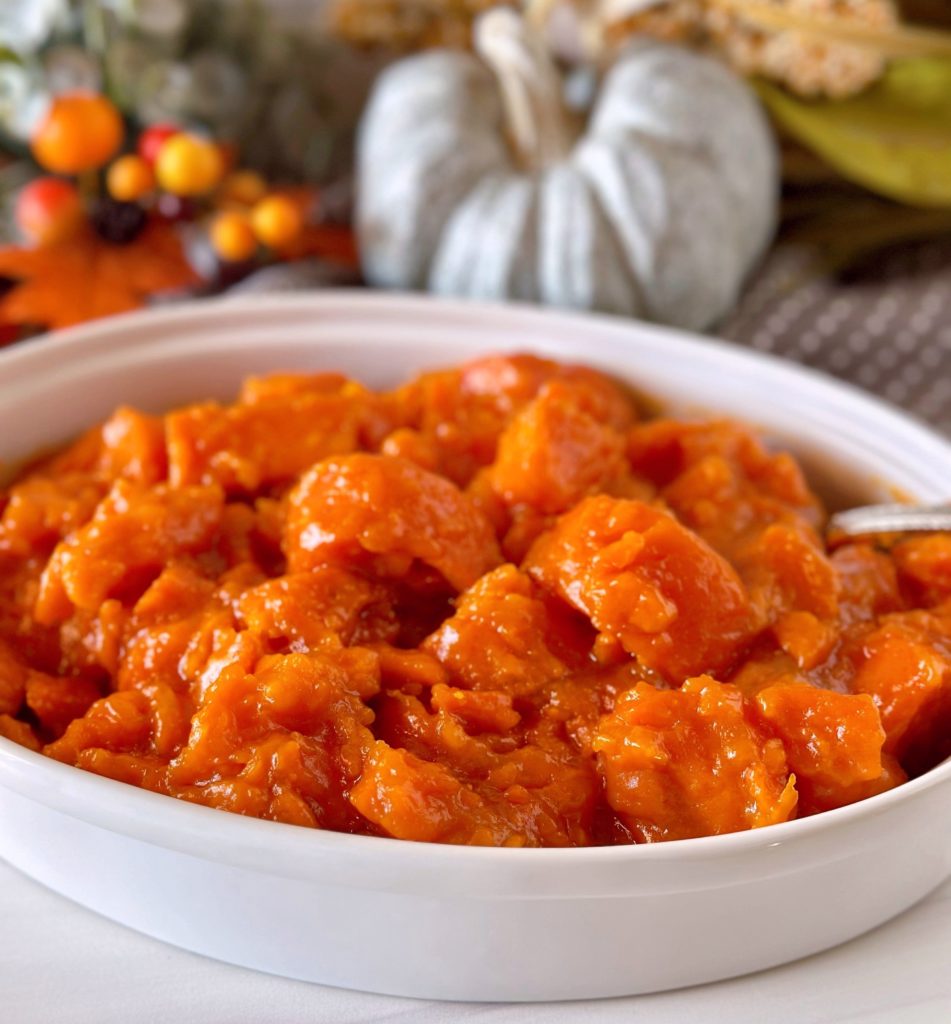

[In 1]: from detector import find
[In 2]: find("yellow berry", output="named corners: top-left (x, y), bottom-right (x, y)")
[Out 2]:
top-left (217, 169), bottom-right (268, 208)
top-left (251, 195), bottom-right (303, 250)
top-left (106, 154), bottom-right (155, 202)
top-left (31, 93), bottom-right (123, 174)
top-left (211, 210), bottom-right (257, 262)
top-left (155, 133), bottom-right (223, 197)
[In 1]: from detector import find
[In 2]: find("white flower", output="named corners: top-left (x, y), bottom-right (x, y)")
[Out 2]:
top-left (0, 0), bottom-right (71, 55)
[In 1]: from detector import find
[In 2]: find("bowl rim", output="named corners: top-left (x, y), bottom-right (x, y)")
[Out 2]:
top-left (2, 290), bottom-right (951, 889)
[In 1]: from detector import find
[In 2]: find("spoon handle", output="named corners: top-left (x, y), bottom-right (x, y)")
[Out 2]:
top-left (828, 503), bottom-right (951, 538)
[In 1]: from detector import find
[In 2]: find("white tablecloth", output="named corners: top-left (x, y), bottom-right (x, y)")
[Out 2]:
top-left (2, 857), bottom-right (950, 1024)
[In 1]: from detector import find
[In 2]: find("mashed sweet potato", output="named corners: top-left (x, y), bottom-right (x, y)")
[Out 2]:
top-left (1, 353), bottom-right (949, 846)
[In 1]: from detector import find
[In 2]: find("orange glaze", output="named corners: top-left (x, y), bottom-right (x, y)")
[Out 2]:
top-left (1, 353), bottom-right (949, 845)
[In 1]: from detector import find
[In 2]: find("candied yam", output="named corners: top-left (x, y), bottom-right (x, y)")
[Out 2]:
top-left (525, 496), bottom-right (754, 680)
top-left (236, 567), bottom-right (397, 649)
top-left (351, 739), bottom-right (592, 847)
top-left (423, 565), bottom-right (569, 697)
top-left (894, 535), bottom-right (951, 607)
top-left (37, 426), bottom-right (104, 476)
top-left (632, 421), bottom-right (823, 589)
top-left (259, 648), bottom-right (380, 731)
top-left (168, 663), bottom-right (375, 832)
top-left (593, 677), bottom-right (797, 842)
top-left (6, 356), bottom-right (950, 845)
top-left (35, 481), bottom-right (224, 622)
top-left (238, 371), bottom-right (350, 404)
top-left (0, 714), bottom-right (40, 751)
top-left (728, 645), bottom-right (808, 699)
top-left (173, 777), bottom-right (270, 819)
top-left (181, 622), bottom-right (265, 704)
top-left (130, 679), bottom-right (192, 759)
top-left (771, 611), bottom-right (837, 670)
top-left (490, 380), bottom-right (629, 515)
top-left (372, 690), bottom-right (597, 846)
top-left (754, 683), bottom-right (888, 813)
top-left (25, 671), bottom-right (103, 738)
top-left (133, 562), bottom-right (216, 620)
top-left (0, 474), bottom-right (106, 554)
top-left (743, 523), bottom-right (840, 625)
top-left (430, 684), bottom-right (521, 734)
top-left (117, 570), bottom-right (228, 696)
top-left (379, 355), bottom-right (636, 488)
top-left (462, 355), bottom-right (636, 431)
top-left (629, 420), bottom-right (814, 510)
top-left (374, 689), bottom-right (486, 765)
top-left (0, 638), bottom-right (27, 715)
top-left (75, 749), bottom-right (169, 791)
top-left (849, 617), bottom-right (951, 756)
top-left (236, 735), bottom-right (328, 827)
top-left (351, 741), bottom-right (487, 844)
top-left (100, 407), bottom-right (167, 484)
top-left (166, 666), bottom-right (260, 785)
top-left (833, 543), bottom-right (903, 624)
top-left (379, 428), bottom-right (441, 473)
top-left (166, 390), bottom-right (364, 493)
top-left (458, 353), bottom-right (560, 411)
top-left (372, 645), bottom-right (448, 695)
top-left (285, 454), bottom-right (501, 591)
top-left (384, 369), bottom-right (510, 486)
top-left (44, 690), bottom-right (152, 763)
top-left (167, 647), bottom-right (377, 826)
top-left (58, 599), bottom-right (126, 677)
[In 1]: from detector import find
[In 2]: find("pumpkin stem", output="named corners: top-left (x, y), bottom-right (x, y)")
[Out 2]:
top-left (474, 8), bottom-right (571, 172)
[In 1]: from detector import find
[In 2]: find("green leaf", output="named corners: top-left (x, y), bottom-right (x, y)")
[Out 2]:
top-left (755, 58), bottom-right (951, 208)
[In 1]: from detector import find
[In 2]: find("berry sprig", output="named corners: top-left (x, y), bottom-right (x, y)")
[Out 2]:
top-left (14, 90), bottom-right (307, 274)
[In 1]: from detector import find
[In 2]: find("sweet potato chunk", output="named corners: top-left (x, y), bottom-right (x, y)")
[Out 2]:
top-left (490, 380), bottom-right (629, 515)
top-left (167, 387), bottom-right (366, 493)
top-left (848, 616), bottom-right (951, 757)
top-left (35, 481), bottom-right (224, 622)
top-left (525, 496), bottom-right (755, 680)
top-left (237, 567), bottom-right (397, 649)
top-left (423, 565), bottom-right (569, 697)
top-left (0, 639), bottom-right (27, 716)
top-left (754, 683), bottom-right (893, 813)
top-left (285, 453), bottom-right (501, 591)
top-left (593, 677), bottom-right (797, 841)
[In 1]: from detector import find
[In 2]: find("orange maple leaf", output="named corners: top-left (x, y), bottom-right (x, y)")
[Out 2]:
top-left (0, 220), bottom-right (200, 332)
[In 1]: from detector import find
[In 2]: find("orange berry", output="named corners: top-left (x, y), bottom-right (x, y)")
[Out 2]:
top-left (106, 155), bottom-right (155, 202)
top-left (251, 195), bottom-right (303, 250)
top-left (31, 93), bottom-right (123, 174)
top-left (15, 177), bottom-right (85, 247)
top-left (217, 170), bottom-right (267, 208)
top-left (210, 210), bottom-right (257, 263)
top-left (155, 133), bottom-right (224, 197)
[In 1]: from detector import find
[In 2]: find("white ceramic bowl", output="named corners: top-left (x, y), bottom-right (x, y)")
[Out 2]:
top-left (2, 293), bottom-right (951, 1003)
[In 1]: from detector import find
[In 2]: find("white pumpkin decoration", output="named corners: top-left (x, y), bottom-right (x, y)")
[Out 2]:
top-left (357, 8), bottom-right (779, 331)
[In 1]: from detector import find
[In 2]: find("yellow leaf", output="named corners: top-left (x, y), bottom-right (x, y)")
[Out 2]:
top-left (755, 58), bottom-right (951, 208)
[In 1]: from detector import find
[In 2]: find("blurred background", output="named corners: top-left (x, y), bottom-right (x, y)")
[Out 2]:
top-left (1, 0), bottom-right (950, 430)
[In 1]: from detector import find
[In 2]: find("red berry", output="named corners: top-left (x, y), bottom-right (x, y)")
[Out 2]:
top-left (137, 123), bottom-right (180, 167)
top-left (15, 177), bottom-right (85, 247)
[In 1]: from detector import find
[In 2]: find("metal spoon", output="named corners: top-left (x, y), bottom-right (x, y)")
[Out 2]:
top-left (828, 503), bottom-right (951, 539)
